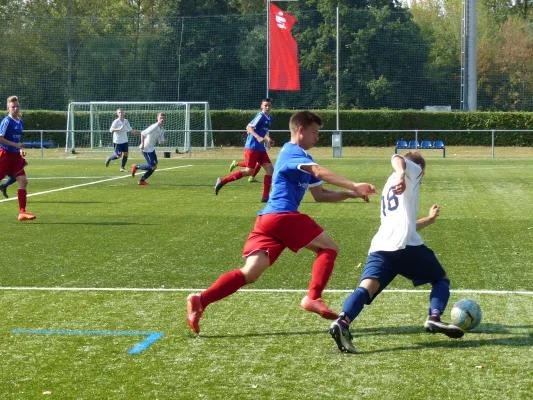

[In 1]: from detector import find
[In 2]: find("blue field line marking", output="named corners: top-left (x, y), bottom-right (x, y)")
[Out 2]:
top-left (12, 329), bottom-right (164, 354)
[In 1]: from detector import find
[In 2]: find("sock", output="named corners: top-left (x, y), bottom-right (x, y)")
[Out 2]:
top-left (109, 154), bottom-right (118, 161)
top-left (17, 189), bottom-right (27, 212)
top-left (307, 248), bottom-right (338, 300)
top-left (121, 156), bottom-right (128, 168)
top-left (251, 163), bottom-right (261, 177)
top-left (342, 287), bottom-right (370, 323)
top-left (200, 269), bottom-right (247, 308)
top-left (262, 174), bottom-right (272, 199)
top-left (428, 279), bottom-right (450, 317)
top-left (238, 161), bottom-right (246, 167)
top-left (138, 164), bottom-right (151, 171)
top-left (141, 169), bottom-right (154, 181)
top-left (221, 171), bottom-right (243, 185)
top-left (4, 175), bottom-right (16, 187)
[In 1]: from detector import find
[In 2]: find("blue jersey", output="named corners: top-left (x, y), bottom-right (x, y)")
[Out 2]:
top-left (0, 115), bottom-right (24, 153)
top-left (245, 112), bottom-right (272, 152)
top-left (259, 142), bottom-right (322, 215)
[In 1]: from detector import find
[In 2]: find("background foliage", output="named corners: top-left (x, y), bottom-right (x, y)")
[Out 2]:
top-left (2, 0), bottom-right (533, 111)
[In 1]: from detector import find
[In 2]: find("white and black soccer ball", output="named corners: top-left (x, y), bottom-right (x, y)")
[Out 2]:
top-left (450, 298), bottom-right (482, 330)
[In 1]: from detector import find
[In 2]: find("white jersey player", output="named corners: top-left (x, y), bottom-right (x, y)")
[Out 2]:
top-left (105, 108), bottom-right (138, 172)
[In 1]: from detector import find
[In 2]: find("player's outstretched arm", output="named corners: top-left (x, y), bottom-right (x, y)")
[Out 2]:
top-left (391, 155), bottom-right (407, 195)
top-left (301, 164), bottom-right (376, 195)
top-left (416, 204), bottom-right (440, 231)
top-left (309, 185), bottom-right (372, 203)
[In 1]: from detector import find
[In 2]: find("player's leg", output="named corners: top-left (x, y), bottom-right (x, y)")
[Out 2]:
top-left (248, 162), bottom-right (261, 182)
top-left (139, 152), bottom-right (157, 184)
top-left (15, 173), bottom-right (36, 221)
top-left (330, 252), bottom-right (396, 353)
top-left (229, 160), bottom-right (247, 172)
top-left (120, 144), bottom-right (129, 172)
top-left (106, 144), bottom-right (120, 167)
top-left (215, 150), bottom-right (256, 195)
top-left (404, 245), bottom-right (464, 338)
top-left (0, 174), bottom-right (16, 198)
top-left (259, 158), bottom-right (273, 202)
top-left (133, 151), bottom-right (152, 180)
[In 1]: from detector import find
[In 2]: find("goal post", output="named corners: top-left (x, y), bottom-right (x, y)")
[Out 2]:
top-left (65, 101), bottom-right (213, 154)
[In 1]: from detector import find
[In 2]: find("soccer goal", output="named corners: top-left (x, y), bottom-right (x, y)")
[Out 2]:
top-left (65, 101), bottom-right (213, 154)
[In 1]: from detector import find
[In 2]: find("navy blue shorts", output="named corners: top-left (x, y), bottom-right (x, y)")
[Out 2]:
top-left (142, 150), bottom-right (158, 167)
top-left (114, 142), bottom-right (129, 156)
top-left (361, 245), bottom-right (446, 303)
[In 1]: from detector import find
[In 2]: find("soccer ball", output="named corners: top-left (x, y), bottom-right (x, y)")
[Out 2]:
top-left (450, 298), bottom-right (482, 330)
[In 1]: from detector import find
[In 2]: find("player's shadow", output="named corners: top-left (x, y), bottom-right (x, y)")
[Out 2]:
top-left (29, 201), bottom-right (104, 204)
top-left (41, 222), bottom-right (156, 226)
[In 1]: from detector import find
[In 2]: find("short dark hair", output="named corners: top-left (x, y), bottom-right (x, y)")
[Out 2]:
top-left (289, 111), bottom-right (322, 133)
top-left (404, 151), bottom-right (426, 170)
top-left (261, 98), bottom-right (272, 104)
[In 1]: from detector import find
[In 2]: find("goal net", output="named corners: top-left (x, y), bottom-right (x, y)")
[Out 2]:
top-left (65, 101), bottom-right (213, 154)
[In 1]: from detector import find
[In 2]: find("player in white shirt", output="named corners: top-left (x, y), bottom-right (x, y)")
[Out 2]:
top-left (131, 112), bottom-right (167, 185)
top-left (105, 108), bottom-right (139, 172)
top-left (329, 152), bottom-right (464, 354)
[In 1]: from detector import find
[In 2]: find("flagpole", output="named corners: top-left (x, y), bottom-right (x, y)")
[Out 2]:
top-left (266, 0), bottom-right (270, 98)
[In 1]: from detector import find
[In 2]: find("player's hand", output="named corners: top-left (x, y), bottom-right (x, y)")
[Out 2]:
top-left (132, 130), bottom-right (139, 134)
top-left (352, 183), bottom-right (377, 198)
top-left (393, 173), bottom-right (406, 195)
top-left (428, 204), bottom-right (440, 220)
top-left (19, 147), bottom-right (26, 157)
top-left (345, 191), bottom-right (370, 202)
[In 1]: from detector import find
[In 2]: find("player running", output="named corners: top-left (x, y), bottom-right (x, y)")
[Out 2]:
top-left (187, 111), bottom-right (376, 335)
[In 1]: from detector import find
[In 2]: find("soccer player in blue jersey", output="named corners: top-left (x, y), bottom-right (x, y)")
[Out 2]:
top-left (131, 112), bottom-right (167, 185)
top-left (329, 152), bottom-right (463, 354)
top-left (0, 96), bottom-right (36, 220)
top-left (187, 110), bottom-right (377, 335)
top-left (215, 98), bottom-right (274, 202)
top-left (105, 108), bottom-right (139, 172)
top-left (0, 174), bottom-right (16, 198)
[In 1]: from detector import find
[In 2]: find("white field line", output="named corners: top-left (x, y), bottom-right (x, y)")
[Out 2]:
top-left (0, 165), bottom-right (193, 203)
top-left (0, 287), bottom-right (532, 295)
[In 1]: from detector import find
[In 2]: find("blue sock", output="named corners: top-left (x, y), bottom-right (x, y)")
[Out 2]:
top-left (3, 175), bottom-right (16, 187)
top-left (110, 154), bottom-right (118, 161)
top-left (141, 169), bottom-right (154, 181)
top-left (342, 287), bottom-right (370, 323)
top-left (121, 156), bottom-right (128, 168)
top-left (429, 279), bottom-right (450, 317)
top-left (138, 164), bottom-right (151, 171)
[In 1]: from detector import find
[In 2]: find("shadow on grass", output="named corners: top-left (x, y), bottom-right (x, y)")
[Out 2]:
top-left (30, 201), bottom-right (105, 204)
top-left (39, 222), bottom-right (157, 226)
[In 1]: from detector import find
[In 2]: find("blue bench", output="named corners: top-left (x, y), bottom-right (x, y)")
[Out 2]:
top-left (395, 140), bottom-right (446, 157)
top-left (22, 140), bottom-right (55, 149)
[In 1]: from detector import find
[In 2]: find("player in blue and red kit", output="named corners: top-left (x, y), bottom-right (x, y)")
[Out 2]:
top-left (187, 111), bottom-right (377, 335)
top-left (215, 98), bottom-right (274, 202)
top-left (0, 96), bottom-right (36, 221)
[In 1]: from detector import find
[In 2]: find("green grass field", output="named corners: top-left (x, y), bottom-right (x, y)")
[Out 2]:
top-left (1, 152), bottom-right (533, 399)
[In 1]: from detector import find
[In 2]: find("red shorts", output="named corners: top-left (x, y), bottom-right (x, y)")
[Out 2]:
top-left (0, 148), bottom-right (26, 180)
top-left (242, 212), bottom-right (324, 265)
top-left (244, 149), bottom-right (271, 169)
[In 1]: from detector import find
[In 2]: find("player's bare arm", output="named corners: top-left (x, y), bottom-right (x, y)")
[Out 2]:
top-left (301, 164), bottom-right (376, 196)
top-left (247, 125), bottom-right (265, 143)
top-left (309, 186), bottom-right (370, 203)
top-left (0, 136), bottom-right (23, 149)
top-left (391, 155), bottom-right (407, 195)
top-left (416, 204), bottom-right (440, 231)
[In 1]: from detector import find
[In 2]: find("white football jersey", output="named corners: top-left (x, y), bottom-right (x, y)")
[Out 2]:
top-left (140, 122), bottom-right (165, 153)
top-left (109, 118), bottom-right (133, 144)
top-left (368, 155), bottom-right (424, 253)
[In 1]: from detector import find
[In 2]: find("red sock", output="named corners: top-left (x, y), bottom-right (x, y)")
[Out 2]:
top-left (238, 161), bottom-right (246, 167)
top-left (262, 174), bottom-right (272, 199)
top-left (308, 248), bottom-right (338, 300)
top-left (222, 171), bottom-right (243, 185)
top-left (252, 163), bottom-right (261, 178)
top-left (18, 189), bottom-right (27, 212)
top-left (200, 269), bottom-right (247, 308)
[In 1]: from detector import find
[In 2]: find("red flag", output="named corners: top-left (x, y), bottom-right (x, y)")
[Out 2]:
top-left (269, 3), bottom-right (300, 91)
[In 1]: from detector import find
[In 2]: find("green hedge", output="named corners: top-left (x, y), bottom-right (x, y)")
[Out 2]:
top-left (15, 109), bottom-right (533, 147)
